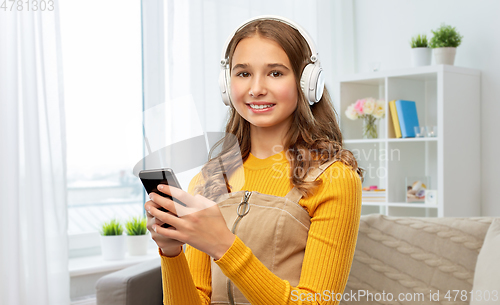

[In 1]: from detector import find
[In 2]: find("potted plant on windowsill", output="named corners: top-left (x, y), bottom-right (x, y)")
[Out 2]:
top-left (125, 216), bottom-right (149, 256)
top-left (429, 23), bottom-right (463, 65)
top-left (410, 34), bottom-right (431, 67)
top-left (100, 219), bottom-right (126, 260)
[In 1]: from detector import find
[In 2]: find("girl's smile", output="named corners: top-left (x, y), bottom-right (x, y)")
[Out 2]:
top-left (230, 35), bottom-right (298, 131)
top-left (246, 101), bottom-right (276, 113)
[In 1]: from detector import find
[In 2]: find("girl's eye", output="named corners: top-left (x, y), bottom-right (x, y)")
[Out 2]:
top-left (236, 72), bottom-right (250, 77)
top-left (270, 71), bottom-right (283, 77)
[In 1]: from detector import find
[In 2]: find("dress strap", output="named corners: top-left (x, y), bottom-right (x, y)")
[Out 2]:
top-left (285, 158), bottom-right (338, 204)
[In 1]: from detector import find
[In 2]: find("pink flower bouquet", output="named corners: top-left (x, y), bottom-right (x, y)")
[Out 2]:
top-left (345, 98), bottom-right (386, 139)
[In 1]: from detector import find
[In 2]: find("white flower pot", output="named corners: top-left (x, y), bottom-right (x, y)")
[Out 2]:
top-left (410, 47), bottom-right (432, 67)
top-left (100, 235), bottom-right (126, 260)
top-left (127, 234), bottom-right (150, 256)
top-left (433, 47), bottom-right (457, 65)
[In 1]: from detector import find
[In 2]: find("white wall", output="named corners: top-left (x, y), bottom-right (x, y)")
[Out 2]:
top-left (350, 0), bottom-right (500, 216)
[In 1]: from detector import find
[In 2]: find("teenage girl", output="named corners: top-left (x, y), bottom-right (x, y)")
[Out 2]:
top-left (145, 16), bottom-right (363, 305)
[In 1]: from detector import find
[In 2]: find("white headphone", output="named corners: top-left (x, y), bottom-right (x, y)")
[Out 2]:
top-left (219, 15), bottom-right (325, 107)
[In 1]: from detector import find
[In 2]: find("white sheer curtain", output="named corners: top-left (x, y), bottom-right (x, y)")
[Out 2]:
top-left (142, 0), bottom-right (355, 146)
top-left (0, 3), bottom-right (70, 305)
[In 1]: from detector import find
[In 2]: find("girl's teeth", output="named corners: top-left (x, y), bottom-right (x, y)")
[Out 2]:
top-left (250, 104), bottom-right (274, 109)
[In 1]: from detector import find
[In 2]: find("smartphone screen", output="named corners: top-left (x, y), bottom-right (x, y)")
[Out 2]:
top-left (139, 168), bottom-right (184, 227)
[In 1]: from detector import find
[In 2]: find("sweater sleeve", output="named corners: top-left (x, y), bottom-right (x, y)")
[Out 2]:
top-left (159, 245), bottom-right (212, 305)
top-left (214, 162), bottom-right (362, 304)
top-left (159, 172), bottom-right (212, 304)
top-left (159, 249), bottom-right (208, 305)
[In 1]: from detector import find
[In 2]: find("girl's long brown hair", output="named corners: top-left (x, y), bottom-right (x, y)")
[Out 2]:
top-left (194, 19), bottom-right (364, 201)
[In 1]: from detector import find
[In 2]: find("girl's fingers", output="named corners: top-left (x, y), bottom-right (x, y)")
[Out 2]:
top-left (146, 214), bottom-right (161, 232)
top-left (152, 223), bottom-right (183, 242)
top-left (147, 205), bottom-right (181, 228)
top-left (147, 216), bottom-right (166, 227)
top-left (157, 185), bottom-right (193, 207)
top-left (154, 185), bottom-right (193, 216)
top-left (158, 185), bottom-right (216, 216)
top-left (149, 192), bottom-right (178, 215)
top-left (154, 217), bottom-right (164, 225)
top-left (145, 199), bottom-right (162, 216)
top-left (146, 198), bottom-right (161, 207)
top-left (153, 211), bottom-right (176, 226)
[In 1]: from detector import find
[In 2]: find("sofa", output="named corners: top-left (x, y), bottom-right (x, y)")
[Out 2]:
top-left (96, 214), bottom-right (500, 304)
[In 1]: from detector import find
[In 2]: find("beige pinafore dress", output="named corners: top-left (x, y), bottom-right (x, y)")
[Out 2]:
top-left (210, 159), bottom-right (336, 304)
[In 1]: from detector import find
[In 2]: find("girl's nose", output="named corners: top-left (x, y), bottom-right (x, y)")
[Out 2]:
top-left (249, 76), bottom-right (267, 97)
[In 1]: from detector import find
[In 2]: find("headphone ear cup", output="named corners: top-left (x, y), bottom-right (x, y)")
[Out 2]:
top-left (219, 67), bottom-right (231, 106)
top-left (300, 63), bottom-right (324, 105)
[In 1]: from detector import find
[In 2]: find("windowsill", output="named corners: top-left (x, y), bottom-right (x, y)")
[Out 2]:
top-left (69, 248), bottom-right (159, 277)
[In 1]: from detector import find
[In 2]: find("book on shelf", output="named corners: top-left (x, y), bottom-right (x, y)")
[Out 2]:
top-left (362, 190), bottom-right (386, 202)
top-left (395, 100), bottom-right (420, 138)
top-left (362, 199), bottom-right (386, 202)
top-left (362, 192), bottom-right (386, 197)
top-left (389, 100), bottom-right (402, 138)
top-left (362, 196), bottom-right (386, 202)
top-left (362, 197), bottom-right (386, 201)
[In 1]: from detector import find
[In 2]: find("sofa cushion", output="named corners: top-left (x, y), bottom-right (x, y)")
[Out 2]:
top-left (96, 258), bottom-right (162, 305)
top-left (341, 214), bottom-right (494, 305)
top-left (471, 219), bottom-right (500, 305)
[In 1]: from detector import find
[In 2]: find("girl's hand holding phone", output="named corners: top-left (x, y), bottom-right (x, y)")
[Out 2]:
top-left (146, 184), bottom-right (236, 260)
top-left (145, 199), bottom-right (185, 257)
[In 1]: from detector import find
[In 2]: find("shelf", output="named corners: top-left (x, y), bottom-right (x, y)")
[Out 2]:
top-left (362, 202), bottom-right (438, 208)
top-left (387, 137), bottom-right (438, 143)
top-left (338, 65), bottom-right (481, 217)
top-left (386, 202), bottom-right (438, 208)
top-left (336, 65), bottom-right (480, 83)
top-left (344, 139), bottom-right (384, 144)
top-left (345, 137), bottom-right (438, 144)
top-left (362, 201), bottom-right (386, 206)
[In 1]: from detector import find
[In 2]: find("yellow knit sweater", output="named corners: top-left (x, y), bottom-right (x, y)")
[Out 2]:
top-left (160, 150), bottom-right (362, 304)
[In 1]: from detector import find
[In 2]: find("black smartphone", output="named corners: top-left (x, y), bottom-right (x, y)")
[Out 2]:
top-left (139, 168), bottom-right (183, 228)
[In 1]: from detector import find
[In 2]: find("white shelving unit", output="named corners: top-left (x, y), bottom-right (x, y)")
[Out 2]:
top-left (337, 65), bottom-right (481, 217)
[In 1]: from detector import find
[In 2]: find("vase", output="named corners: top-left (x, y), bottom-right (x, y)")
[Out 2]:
top-left (363, 115), bottom-right (378, 139)
top-left (100, 235), bottom-right (126, 260)
top-left (433, 47), bottom-right (456, 65)
top-left (410, 47), bottom-right (432, 67)
top-left (127, 234), bottom-right (150, 256)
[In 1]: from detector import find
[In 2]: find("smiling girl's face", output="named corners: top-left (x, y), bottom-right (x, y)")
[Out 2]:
top-left (230, 35), bottom-right (298, 132)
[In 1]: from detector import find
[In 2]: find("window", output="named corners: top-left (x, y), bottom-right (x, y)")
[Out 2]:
top-left (60, 1), bottom-right (144, 240)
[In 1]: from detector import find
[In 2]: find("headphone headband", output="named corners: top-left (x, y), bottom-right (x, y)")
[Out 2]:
top-left (220, 15), bottom-right (320, 68)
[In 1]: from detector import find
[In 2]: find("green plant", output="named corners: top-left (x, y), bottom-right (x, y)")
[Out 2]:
top-left (429, 23), bottom-right (463, 48)
top-left (410, 34), bottom-right (428, 48)
top-left (125, 216), bottom-right (148, 235)
top-left (100, 219), bottom-right (124, 236)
